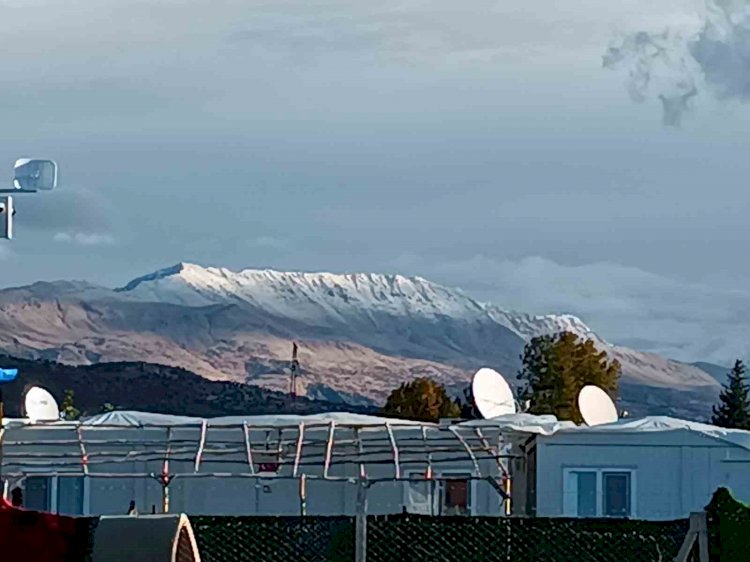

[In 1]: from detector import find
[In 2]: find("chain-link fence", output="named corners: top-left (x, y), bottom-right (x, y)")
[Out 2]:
top-left (368, 515), bottom-right (689, 562)
top-left (11, 486), bottom-right (743, 562)
top-left (192, 516), bottom-right (355, 562)
top-left (191, 514), bottom-right (689, 562)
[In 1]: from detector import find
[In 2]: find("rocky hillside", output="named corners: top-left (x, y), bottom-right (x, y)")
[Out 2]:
top-left (0, 355), bottom-right (371, 418)
top-left (0, 263), bottom-right (721, 419)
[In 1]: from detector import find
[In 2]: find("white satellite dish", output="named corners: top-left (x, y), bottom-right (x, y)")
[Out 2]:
top-left (472, 367), bottom-right (517, 419)
top-left (24, 386), bottom-right (60, 422)
top-left (578, 385), bottom-right (618, 426)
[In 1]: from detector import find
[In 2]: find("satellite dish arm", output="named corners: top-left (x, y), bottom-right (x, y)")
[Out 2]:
top-left (0, 196), bottom-right (13, 240)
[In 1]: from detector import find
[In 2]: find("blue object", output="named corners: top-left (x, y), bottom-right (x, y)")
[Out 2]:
top-left (0, 368), bottom-right (18, 382)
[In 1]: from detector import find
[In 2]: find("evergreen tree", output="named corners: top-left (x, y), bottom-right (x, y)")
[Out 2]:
top-left (383, 377), bottom-right (461, 422)
top-left (711, 360), bottom-right (750, 429)
top-left (517, 331), bottom-right (620, 424)
top-left (456, 384), bottom-right (481, 420)
top-left (61, 389), bottom-right (81, 421)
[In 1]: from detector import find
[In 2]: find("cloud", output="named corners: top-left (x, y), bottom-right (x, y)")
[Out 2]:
top-left (604, 0), bottom-right (750, 125)
top-left (17, 188), bottom-right (117, 247)
top-left (394, 254), bottom-right (750, 365)
top-left (53, 232), bottom-right (115, 246)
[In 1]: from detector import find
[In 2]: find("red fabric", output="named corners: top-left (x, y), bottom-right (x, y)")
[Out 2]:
top-left (0, 499), bottom-right (89, 562)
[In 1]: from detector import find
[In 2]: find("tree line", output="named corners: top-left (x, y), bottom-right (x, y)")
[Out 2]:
top-left (382, 330), bottom-right (750, 429)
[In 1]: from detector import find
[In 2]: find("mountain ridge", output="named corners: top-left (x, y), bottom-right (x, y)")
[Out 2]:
top-left (0, 262), bottom-right (721, 420)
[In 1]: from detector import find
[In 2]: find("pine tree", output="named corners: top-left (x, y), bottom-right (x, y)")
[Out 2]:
top-left (456, 384), bottom-right (481, 420)
top-left (711, 360), bottom-right (750, 429)
top-left (517, 331), bottom-right (620, 424)
top-left (61, 389), bottom-right (81, 421)
top-left (382, 377), bottom-right (461, 422)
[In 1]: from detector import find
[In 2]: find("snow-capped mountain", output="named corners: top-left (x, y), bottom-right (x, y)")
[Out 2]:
top-left (118, 263), bottom-right (603, 346)
top-left (0, 262), bottom-right (720, 419)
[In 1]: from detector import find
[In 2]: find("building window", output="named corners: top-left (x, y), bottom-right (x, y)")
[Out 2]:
top-left (402, 471), bottom-right (473, 515)
top-left (603, 472), bottom-right (631, 517)
top-left (20, 476), bottom-right (86, 515)
top-left (57, 476), bottom-right (85, 515)
top-left (403, 471), bottom-right (436, 515)
top-left (24, 476), bottom-right (52, 511)
top-left (563, 469), bottom-right (635, 518)
top-left (439, 474), bottom-right (472, 516)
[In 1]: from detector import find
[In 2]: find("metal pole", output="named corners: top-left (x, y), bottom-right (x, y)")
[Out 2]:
top-left (299, 473), bottom-right (307, 516)
top-left (355, 478), bottom-right (368, 562)
top-left (162, 427), bottom-right (172, 513)
top-left (355, 427), bottom-right (368, 562)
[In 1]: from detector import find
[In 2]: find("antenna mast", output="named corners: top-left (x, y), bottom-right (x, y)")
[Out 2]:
top-left (289, 342), bottom-right (300, 401)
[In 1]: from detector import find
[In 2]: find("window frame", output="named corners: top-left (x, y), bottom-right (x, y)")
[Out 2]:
top-left (402, 468), bottom-right (477, 516)
top-left (21, 475), bottom-right (91, 515)
top-left (562, 467), bottom-right (636, 518)
top-left (437, 471), bottom-right (475, 516)
top-left (402, 468), bottom-right (439, 515)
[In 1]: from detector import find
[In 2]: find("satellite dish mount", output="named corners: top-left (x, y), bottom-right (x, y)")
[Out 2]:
top-left (1, 158), bottom-right (59, 240)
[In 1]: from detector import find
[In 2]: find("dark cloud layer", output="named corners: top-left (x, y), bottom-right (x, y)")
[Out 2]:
top-left (604, 0), bottom-right (750, 125)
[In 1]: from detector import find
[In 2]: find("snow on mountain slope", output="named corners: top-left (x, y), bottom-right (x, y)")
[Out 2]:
top-left (118, 263), bottom-right (602, 343)
top-left (118, 263), bottom-right (489, 321)
top-left (487, 309), bottom-right (605, 346)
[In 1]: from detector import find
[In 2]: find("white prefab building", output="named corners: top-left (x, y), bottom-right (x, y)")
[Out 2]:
top-left (6, 410), bottom-right (741, 521)
top-left (0, 411), bottom-right (512, 518)
top-left (510, 416), bottom-right (750, 521)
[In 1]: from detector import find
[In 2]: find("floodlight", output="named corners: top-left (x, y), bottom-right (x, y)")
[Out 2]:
top-left (13, 158), bottom-right (57, 191)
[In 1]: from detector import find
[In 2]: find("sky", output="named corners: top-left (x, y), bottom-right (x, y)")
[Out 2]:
top-left (2, 0), bottom-right (750, 364)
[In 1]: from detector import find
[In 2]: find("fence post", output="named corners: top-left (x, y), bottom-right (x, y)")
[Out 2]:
top-left (673, 512), bottom-right (709, 562)
top-left (355, 479), bottom-right (368, 562)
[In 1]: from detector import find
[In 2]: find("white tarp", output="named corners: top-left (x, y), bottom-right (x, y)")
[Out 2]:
top-left (456, 413), bottom-right (750, 454)
top-left (561, 415), bottom-right (750, 452)
top-left (80, 410), bottom-right (430, 428)
top-left (457, 413), bottom-right (577, 436)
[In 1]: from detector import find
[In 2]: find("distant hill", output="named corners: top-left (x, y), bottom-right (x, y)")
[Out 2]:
top-left (692, 361), bottom-right (731, 384)
top-left (0, 356), bottom-right (375, 418)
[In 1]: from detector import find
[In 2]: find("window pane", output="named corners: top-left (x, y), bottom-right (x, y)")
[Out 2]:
top-left (442, 478), bottom-right (470, 515)
top-left (405, 474), bottom-right (435, 515)
top-left (604, 472), bottom-right (631, 517)
top-left (576, 472), bottom-right (597, 517)
top-left (57, 477), bottom-right (84, 515)
top-left (25, 476), bottom-right (51, 511)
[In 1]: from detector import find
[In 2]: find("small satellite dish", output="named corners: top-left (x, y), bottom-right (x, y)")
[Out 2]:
top-left (13, 159), bottom-right (57, 191)
top-left (578, 385), bottom-right (618, 426)
top-left (472, 367), bottom-right (517, 419)
top-left (24, 386), bottom-right (60, 422)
